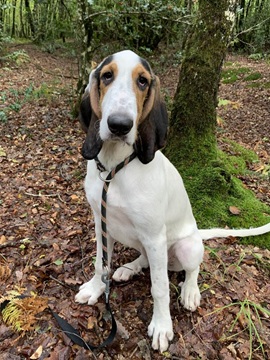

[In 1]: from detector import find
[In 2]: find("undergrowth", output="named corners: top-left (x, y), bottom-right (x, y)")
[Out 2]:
top-left (0, 83), bottom-right (61, 123)
top-left (221, 63), bottom-right (263, 85)
top-left (207, 299), bottom-right (270, 360)
top-left (221, 66), bottom-right (250, 84)
top-left (170, 245), bottom-right (270, 360)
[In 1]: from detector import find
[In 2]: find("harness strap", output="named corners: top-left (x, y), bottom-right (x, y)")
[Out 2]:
top-left (52, 151), bottom-right (137, 351)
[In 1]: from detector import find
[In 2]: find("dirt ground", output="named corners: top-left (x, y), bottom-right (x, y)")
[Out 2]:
top-left (0, 45), bottom-right (269, 360)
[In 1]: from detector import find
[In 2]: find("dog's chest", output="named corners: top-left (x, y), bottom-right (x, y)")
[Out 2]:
top-left (86, 175), bottom-right (140, 245)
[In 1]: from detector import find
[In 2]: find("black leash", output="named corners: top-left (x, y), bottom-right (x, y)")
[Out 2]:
top-left (96, 151), bottom-right (137, 267)
top-left (52, 151), bottom-right (137, 350)
top-left (51, 304), bottom-right (116, 350)
top-left (1, 153), bottom-right (137, 351)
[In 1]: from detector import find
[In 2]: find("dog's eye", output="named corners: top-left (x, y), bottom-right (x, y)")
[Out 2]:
top-left (138, 76), bottom-right (148, 90)
top-left (101, 71), bottom-right (113, 85)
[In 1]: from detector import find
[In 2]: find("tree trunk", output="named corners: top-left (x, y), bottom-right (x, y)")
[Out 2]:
top-left (11, 0), bottom-right (16, 37)
top-left (25, 0), bottom-right (35, 36)
top-left (0, 0), bottom-right (4, 41)
top-left (165, 0), bottom-right (234, 228)
top-left (166, 0), bottom-right (231, 168)
top-left (74, 0), bottom-right (94, 114)
top-left (20, 0), bottom-right (26, 37)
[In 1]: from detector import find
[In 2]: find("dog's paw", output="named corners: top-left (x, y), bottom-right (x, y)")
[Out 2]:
top-left (180, 282), bottom-right (201, 311)
top-left (75, 276), bottom-right (105, 305)
top-left (148, 317), bottom-right (173, 352)
top-left (113, 256), bottom-right (148, 282)
top-left (112, 266), bottom-right (136, 282)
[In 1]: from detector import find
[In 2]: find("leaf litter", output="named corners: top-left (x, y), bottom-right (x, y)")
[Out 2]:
top-left (0, 45), bottom-right (270, 359)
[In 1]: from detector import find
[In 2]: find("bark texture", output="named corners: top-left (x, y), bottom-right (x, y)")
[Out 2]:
top-left (166, 0), bottom-right (231, 168)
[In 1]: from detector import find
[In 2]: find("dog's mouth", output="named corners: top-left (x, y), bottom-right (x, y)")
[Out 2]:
top-left (107, 133), bottom-right (133, 146)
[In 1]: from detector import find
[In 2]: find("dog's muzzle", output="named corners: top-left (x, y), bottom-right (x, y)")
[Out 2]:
top-left (107, 114), bottom-right (133, 136)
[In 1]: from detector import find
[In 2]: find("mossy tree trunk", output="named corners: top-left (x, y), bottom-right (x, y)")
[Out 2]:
top-left (165, 0), bottom-right (235, 228)
top-left (166, 0), bottom-right (231, 169)
top-left (164, 0), bottom-right (270, 245)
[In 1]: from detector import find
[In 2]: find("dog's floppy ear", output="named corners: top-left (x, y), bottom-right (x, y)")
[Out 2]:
top-left (136, 76), bottom-right (168, 164)
top-left (79, 70), bottom-right (103, 160)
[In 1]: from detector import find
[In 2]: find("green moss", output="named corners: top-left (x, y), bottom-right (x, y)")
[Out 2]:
top-left (165, 127), bottom-right (217, 168)
top-left (224, 61), bottom-right (234, 66)
top-left (166, 140), bottom-right (270, 249)
top-left (246, 82), bottom-right (262, 88)
top-left (218, 139), bottom-right (258, 175)
top-left (243, 72), bottom-right (262, 81)
top-left (263, 81), bottom-right (270, 89)
top-left (221, 67), bottom-right (250, 84)
top-left (222, 74), bottom-right (238, 84)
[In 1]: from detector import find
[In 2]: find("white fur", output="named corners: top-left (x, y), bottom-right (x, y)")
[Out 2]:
top-left (99, 51), bottom-right (140, 146)
top-left (199, 223), bottom-right (270, 239)
top-left (75, 50), bottom-right (270, 352)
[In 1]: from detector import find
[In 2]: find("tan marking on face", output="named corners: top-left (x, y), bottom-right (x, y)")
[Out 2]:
top-left (99, 62), bottom-right (118, 105)
top-left (89, 80), bottom-right (101, 118)
top-left (132, 64), bottom-right (152, 123)
top-left (140, 75), bottom-right (159, 122)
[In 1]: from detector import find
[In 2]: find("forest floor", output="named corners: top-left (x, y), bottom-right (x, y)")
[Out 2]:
top-left (0, 44), bottom-right (269, 360)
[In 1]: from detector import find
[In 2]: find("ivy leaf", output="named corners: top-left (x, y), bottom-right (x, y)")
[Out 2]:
top-left (218, 98), bottom-right (231, 106)
top-left (53, 259), bottom-right (64, 266)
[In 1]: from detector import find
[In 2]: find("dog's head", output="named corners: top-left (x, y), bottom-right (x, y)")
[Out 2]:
top-left (79, 50), bottom-right (168, 164)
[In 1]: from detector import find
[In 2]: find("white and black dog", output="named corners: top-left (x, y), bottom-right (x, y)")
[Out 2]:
top-left (75, 50), bottom-right (270, 352)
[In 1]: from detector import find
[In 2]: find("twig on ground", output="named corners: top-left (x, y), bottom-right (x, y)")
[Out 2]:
top-left (24, 191), bottom-right (66, 203)
top-left (49, 275), bottom-right (77, 291)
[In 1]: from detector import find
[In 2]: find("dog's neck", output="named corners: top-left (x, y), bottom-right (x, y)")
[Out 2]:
top-left (97, 141), bottom-right (134, 171)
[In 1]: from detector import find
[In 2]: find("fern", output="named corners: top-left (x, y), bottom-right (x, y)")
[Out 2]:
top-left (1, 291), bottom-right (48, 332)
top-left (2, 302), bottom-right (23, 331)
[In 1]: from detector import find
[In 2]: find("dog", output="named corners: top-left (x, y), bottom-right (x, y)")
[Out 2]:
top-left (75, 50), bottom-right (270, 352)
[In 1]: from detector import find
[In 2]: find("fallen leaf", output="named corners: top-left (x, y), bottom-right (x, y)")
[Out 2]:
top-left (52, 242), bottom-right (60, 251)
top-left (217, 116), bottom-right (224, 126)
top-left (0, 264), bottom-right (11, 280)
top-left (231, 101), bottom-right (241, 109)
top-left (15, 270), bottom-right (23, 282)
top-left (0, 235), bottom-right (7, 244)
top-left (87, 316), bottom-right (97, 330)
top-left (64, 278), bottom-right (81, 286)
top-left (229, 206), bottom-right (241, 215)
top-left (116, 319), bottom-right (130, 340)
top-left (70, 194), bottom-right (79, 202)
top-left (30, 345), bottom-right (43, 359)
top-left (0, 146), bottom-right (6, 157)
top-left (218, 99), bottom-right (232, 106)
top-left (53, 259), bottom-right (64, 266)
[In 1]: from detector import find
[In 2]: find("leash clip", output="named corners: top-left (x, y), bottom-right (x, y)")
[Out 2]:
top-left (101, 268), bottom-right (111, 304)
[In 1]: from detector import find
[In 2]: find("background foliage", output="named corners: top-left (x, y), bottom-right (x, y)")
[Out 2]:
top-left (1, 0), bottom-right (269, 246)
top-left (1, 0), bottom-right (270, 57)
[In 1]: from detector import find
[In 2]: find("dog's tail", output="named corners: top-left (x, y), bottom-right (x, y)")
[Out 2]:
top-left (198, 222), bottom-right (270, 240)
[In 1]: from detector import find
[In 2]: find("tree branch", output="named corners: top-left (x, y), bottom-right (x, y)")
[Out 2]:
top-left (235, 16), bottom-right (270, 38)
top-left (84, 10), bottom-right (193, 25)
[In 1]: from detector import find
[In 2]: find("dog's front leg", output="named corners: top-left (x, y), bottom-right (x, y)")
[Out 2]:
top-left (75, 223), bottom-right (114, 305)
top-left (144, 232), bottom-right (173, 352)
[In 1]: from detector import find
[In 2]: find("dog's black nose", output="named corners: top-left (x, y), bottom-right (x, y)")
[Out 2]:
top-left (108, 114), bottom-right (133, 136)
